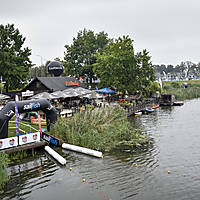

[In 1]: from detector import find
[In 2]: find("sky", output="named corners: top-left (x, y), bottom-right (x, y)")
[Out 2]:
top-left (1, 0), bottom-right (200, 67)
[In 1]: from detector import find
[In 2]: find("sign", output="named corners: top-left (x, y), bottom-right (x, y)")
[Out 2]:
top-left (65, 82), bottom-right (79, 86)
top-left (22, 90), bottom-right (34, 97)
top-left (0, 137), bottom-right (18, 150)
top-left (18, 132), bottom-right (40, 145)
top-left (42, 132), bottom-right (60, 146)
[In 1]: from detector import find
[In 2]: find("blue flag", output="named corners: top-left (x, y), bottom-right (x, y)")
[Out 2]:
top-left (15, 101), bottom-right (19, 135)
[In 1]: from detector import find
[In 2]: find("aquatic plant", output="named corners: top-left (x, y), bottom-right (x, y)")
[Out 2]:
top-left (0, 153), bottom-right (10, 192)
top-left (51, 106), bottom-right (148, 152)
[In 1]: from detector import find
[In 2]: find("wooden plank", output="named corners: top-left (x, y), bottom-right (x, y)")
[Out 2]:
top-left (0, 140), bottom-right (47, 154)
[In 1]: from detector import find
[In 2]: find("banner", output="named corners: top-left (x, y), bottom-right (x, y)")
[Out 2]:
top-left (14, 101), bottom-right (19, 134)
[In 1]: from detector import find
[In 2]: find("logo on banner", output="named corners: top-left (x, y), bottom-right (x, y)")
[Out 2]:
top-left (9, 139), bottom-right (15, 146)
top-left (23, 102), bottom-right (40, 110)
top-left (22, 136), bottom-right (27, 143)
top-left (5, 110), bottom-right (14, 117)
top-left (0, 141), bottom-right (3, 148)
top-left (33, 134), bottom-right (38, 140)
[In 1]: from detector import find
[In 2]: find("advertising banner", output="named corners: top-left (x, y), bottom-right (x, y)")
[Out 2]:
top-left (18, 132), bottom-right (40, 145)
top-left (0, 136), bottom-right (18, 150)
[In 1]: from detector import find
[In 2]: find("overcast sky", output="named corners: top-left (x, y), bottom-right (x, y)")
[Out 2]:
top-left (1, 0), bottom-right (200, 66)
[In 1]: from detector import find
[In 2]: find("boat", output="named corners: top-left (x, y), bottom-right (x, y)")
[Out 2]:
top-left (173, 101), bottom-right (184, 106)
top-left (134, 111), bottom-right (142, 116)
top-left (140, 108), bottom-right (155, 114)
top-left (152, 104), bottom-right (160, 109)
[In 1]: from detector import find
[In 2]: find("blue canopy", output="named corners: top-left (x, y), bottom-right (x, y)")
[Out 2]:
top-left (96, 88), bottom-right (115, 94)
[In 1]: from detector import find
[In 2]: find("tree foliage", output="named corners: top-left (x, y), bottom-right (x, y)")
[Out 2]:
top-left (0, 24), bottom-right (32, 92)
top-left (94, 35), bottom-right (155, 94)
top-left (63, 28), bottom-right (109, 84)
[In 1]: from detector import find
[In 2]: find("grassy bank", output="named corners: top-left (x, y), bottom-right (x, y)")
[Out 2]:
top-left (50, 106), bottom-right (148, 152)
top-left (162, 80), bottom-right (200, 101)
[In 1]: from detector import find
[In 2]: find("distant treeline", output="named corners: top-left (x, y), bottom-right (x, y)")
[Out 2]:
top-left (154, 61), bottom-right (200, 78)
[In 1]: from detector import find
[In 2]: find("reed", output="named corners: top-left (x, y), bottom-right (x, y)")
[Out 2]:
top-left (51, 106), bottom-right (148, 152)
top-left (162, 80), bottom-right (200, 100)
top-left (0, 153), bottom-right (9, 192)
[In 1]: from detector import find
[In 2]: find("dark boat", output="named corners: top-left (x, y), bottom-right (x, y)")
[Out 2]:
top-left (173, 101), bottom-right (184, 106)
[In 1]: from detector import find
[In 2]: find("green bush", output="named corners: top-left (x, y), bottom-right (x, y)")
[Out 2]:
top-left (51, 107), bottom-right (148, 152)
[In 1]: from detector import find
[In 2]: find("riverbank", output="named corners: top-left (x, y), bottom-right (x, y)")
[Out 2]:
top-left (162, 80), bottom-right (200, 100)
top-left (50, 106), bottom-right (148, 152)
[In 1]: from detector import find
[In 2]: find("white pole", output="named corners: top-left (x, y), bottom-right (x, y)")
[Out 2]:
top-left (44, 146), bottom-right (66, 165)
top-left (62, 143), bottom-right (103, 158)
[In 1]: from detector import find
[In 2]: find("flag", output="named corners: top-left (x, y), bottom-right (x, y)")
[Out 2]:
top-left (15, 101), bottom-right (19, 135)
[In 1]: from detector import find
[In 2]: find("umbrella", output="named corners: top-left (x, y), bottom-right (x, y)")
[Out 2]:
top-left (96, 88), bottom-right (115, 94)
top-left (29, 92), bottom-right (56, 100)
top-left (0, 94), bottom-right (11, 100)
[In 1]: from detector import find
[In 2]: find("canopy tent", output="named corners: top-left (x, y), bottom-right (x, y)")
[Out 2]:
top-left (51, 90), bottom-right (69, 98)
top-left (74, 87), bottom-right (92, 96)
top-left (96, 88), bottom-right (115, 94)
top-left (62, 88), bottom-right (79, 97)
top-left (0, 94), bottom-right (11, 100)
top-left (63, 87), bottom-right (92, 97)
top-left (83, 90), bottom-right (104, 99)
top-left (29, 92), bottom-right (56, 100)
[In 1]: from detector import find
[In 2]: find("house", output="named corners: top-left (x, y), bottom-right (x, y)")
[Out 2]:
top-left (22, 76), bottom-right (84, 95)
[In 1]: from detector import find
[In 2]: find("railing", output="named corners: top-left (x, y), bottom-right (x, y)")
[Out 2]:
top-left (9, 121), bottom-right (38, 133)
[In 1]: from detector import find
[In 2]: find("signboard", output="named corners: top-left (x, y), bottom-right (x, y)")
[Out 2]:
top-left (22, 90), bottom-right (34, 97)
top-left (18, 132), bottom-right (40, 145)
top-left (42, 132), bottom-right (60, 146)
top-left (65, 82), bottom-right (79, 86)
top-left (0, 137), bottom-right (18, 150)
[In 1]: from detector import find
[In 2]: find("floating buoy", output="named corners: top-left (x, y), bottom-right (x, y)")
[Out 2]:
top-left (44, 146), bottom-right (66, 165)
top-left (82, 178), bottom-right (86, 182)
top-left (135, 164), bottom-right (138, 167)
top-left (168, 170), bottom-right (171, 174)
top-left (69, 167), bottom-right (72, 171)
top-left (62, 143), bottom-right (103, 158)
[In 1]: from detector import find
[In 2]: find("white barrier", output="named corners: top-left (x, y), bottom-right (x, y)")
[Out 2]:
top-left (18, 132), bottom-right (40, 145)
top-left (0, 137), bottom-right (18, 150)
top-left (62, 143), bottom-right (103, 158)
top-left (44, 146), bottom-right (66, 165)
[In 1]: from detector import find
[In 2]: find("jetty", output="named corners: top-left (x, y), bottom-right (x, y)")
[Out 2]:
top-left (0, 140), bottom-right (47, 154)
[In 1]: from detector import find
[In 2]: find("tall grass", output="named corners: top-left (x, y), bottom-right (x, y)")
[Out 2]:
top-left (0, 153), bottom-right (9, 192)
top-left (51, 106), bottom-right (148, 152)
top-left (162, 80), bottom-right (200, 100)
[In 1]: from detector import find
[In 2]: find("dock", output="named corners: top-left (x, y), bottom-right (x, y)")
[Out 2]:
top-left (0, 140), bottom-right (47, 154)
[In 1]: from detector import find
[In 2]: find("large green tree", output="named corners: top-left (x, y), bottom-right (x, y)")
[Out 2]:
top-left (0, 24), bottom-right (32, 92)
top-left (64, 28), bottom-right (109, 84)
top-left (94, 35), bottom-right (155, 94)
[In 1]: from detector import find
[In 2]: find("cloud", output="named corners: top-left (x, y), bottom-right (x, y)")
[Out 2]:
top-left (1, 0), bottom-right (200, 66)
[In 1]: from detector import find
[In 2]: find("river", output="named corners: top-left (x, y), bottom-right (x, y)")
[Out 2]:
top-left (2, 99), bottom-right (200, 200)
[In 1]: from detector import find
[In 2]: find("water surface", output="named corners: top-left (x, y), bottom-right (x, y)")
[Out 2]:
top-left (2, 99), bottom-right (200, 200)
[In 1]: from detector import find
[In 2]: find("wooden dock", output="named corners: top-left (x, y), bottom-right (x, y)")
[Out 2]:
top-left (0, 140), bottom-right (47, 154)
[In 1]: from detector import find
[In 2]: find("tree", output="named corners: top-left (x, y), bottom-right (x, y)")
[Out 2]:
top-left (64, 29), bottom-right (109, 84)
top-left (94, 35), bottom-right (155, 94)
top-left (0, 24), bottom-right (32, 92)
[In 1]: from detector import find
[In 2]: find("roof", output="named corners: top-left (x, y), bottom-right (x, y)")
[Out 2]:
top-left (22, 76), bottom-right (83, 92)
